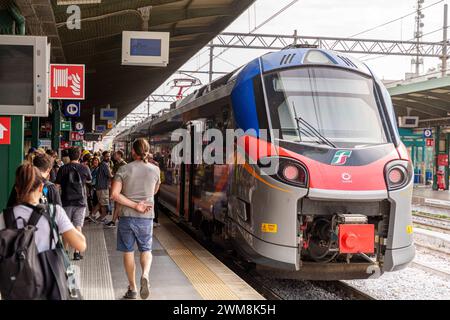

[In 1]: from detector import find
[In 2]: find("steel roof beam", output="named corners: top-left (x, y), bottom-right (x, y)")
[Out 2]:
top-left (210, 32), bottom-right (446, 57)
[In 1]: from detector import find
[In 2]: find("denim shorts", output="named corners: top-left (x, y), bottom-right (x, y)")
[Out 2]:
top-left (117, 217), bottom-right (153, 253)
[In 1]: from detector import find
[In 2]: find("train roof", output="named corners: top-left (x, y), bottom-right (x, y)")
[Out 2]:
top-left (114, 48), bottom-right (375, 143)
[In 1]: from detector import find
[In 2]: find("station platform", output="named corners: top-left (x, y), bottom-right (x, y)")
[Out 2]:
top-left (71, 215), bottom-right (264, 300)
top-left (412, 186), bottom-right (450, 216)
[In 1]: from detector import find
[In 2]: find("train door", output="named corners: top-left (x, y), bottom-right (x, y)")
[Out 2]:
top-left (181, 120), bottom-right (205, 222)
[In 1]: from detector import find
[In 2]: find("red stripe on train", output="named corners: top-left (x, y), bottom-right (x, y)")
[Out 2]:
top-left (238, 136), bottom-right (400, 191)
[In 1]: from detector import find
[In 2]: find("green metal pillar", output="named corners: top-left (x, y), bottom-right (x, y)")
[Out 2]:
top-left (0, 116), bottom-right (24, 209)
top-left (31, 117), bottom-right (39, 148)
top-left (433, 126), bottom-right (441, 190)
top-left (51, 102), bottom-right (61, 151)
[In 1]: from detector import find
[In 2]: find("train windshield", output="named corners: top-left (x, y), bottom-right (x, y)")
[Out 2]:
top-left (264, 67), bottom-right (388, 147)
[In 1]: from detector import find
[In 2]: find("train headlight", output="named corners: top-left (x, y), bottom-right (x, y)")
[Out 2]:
top-left (258, 157), bottom-right (309, 188)
top-left (276, 158), bottom-right (309, 188)
top-left (385, 160), bottom-right (412, 190)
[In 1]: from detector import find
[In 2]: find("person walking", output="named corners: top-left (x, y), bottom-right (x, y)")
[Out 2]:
top-left (86, 157), bottom-right (100, 222)
top-left (7, 153), bottom-right (62, 207)
top-left (55, 147), bottom-right (92, 260)
top-left (105, 150), bottom-right (127, 228)
top-left (89, 151), bottom-right (113, 223)
top-left (46, 150), bottom-right (59, 183)
top-left (0, 163), bottom-right (86, 300)
top-left (111, 138), bottom-right (160, 300)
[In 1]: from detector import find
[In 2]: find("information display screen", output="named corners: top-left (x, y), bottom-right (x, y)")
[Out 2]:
top-left (0, 45), bottom-right (34, 106)
top-left (130, 39), bottom-right (162, 57)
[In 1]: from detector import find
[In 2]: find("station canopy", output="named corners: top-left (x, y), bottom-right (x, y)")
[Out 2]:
top-left (12, 0), bottom-right (254, 127)
top-left (388, 76), bottom-right (450, 127)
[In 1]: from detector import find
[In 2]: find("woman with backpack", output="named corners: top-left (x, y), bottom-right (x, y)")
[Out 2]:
top-left (0, 164), bottom-right (86, 300)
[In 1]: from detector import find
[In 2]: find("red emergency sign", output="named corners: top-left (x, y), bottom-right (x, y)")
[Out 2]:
top-left (0, 117), bottom-right (11, 145)
top-left (50, 64), bottom-right (85, 100)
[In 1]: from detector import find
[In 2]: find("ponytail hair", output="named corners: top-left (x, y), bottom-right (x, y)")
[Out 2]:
top-left (15, 163), bottom-right (45, 204)
top-left (132, 138), bottom-right (150, 163)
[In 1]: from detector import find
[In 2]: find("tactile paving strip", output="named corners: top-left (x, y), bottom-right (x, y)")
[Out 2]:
top-left (72, 224), bottom-right (115, 300)
top-left (155, 216), bottom-right (264, 300)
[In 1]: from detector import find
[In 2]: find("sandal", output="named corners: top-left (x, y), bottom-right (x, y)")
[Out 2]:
top-left (140, 276), bottom-right (150, 300)
top-left (123, 286), bottom-right (137, 300)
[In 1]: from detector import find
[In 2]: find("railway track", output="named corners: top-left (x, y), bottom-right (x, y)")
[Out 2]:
top-left (411, 261), bottom-right (450, 281)
top-left (165, 212), bottom-right (376, 300)
top-left (412, 212), bottom-right (450, 233)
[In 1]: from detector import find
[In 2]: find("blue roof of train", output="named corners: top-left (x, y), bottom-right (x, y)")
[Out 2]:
top-left (230, 48), bottom-right (375, 132)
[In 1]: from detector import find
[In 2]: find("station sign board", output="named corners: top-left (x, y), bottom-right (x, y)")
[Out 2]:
top-left (84, 133), bottom-right (102, 142)
top-left (100, 108), bottom-right (118, 121)
top-left (73, 141), bottom-right (84, 147)
top-left (0, 35), bottom-right (49, 117)
top-left (50, 64), bottom-right (85, 100)
top-left (74, 122), bottom-right (84, 131)
top-left (39, 139), bottom-right (52, 149)
top-left (70, 131), bottom-right (83, 141)
top-left (95, 125), bottom-right (106, 133)
top-left (0, 117), bottom-right (11, 145)
top-left (426, 138), bottom-right (434, 147)
top-left (61, 121), bottom-right (72, 132)
top-left (107, 120), bottom-right (116, 129)
top-left (63, 102), bottom-right (81, 117)
top-left (423, 129), bottom-right (433, 138)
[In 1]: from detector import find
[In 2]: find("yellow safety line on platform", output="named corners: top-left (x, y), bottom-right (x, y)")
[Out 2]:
top-left (154, 219), bottom-right (238, 300)
top-left (165, 221), bottom-right (265, 300)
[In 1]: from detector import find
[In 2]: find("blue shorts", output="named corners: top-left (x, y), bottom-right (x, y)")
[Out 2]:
top-left (117, 217), bottom-right (153, 253)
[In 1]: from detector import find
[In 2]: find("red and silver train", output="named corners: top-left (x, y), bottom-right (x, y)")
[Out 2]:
top-left (114, 48), bottom-right (415, 280)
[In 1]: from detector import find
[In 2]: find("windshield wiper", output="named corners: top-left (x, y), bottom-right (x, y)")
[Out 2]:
top-left (291, 103), bottom-right (337, 149)
top-left (295, 116), bottom-right (337, 148)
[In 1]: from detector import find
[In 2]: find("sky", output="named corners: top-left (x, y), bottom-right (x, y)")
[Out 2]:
top-left (120, 0), bottom-right (449, 126)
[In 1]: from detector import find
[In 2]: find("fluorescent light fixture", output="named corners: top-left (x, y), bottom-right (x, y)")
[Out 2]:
top-left (57, 0), bottom-right (102, 5)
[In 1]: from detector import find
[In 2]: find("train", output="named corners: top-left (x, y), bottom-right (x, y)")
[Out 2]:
top-left (114, 47), bottom-right (415, 280)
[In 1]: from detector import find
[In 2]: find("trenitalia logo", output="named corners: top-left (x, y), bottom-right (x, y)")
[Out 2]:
top-left (331, 150), bottom-right (352, 165)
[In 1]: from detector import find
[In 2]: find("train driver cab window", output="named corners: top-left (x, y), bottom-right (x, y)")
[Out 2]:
top-left (264, 67), bottom-right (388, 148)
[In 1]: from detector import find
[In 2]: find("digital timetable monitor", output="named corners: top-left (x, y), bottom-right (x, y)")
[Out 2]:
top-left (0, 35), bottom-right (49, 116)
top-left (122, 31), bottom-right (169, 67)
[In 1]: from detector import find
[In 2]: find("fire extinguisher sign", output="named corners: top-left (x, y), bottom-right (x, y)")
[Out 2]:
top-left (50, 64), bottom-right (85, 100)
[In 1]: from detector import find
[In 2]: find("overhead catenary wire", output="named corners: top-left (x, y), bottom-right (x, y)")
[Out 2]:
top-left (188, 0), bottom-right (300, 75)
top-left (348, 0), bottom-right (444, 38)
top-left (124, 0), bottom-right (301, 124)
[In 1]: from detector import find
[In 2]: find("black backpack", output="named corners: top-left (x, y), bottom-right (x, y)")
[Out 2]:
top-left (62, 165), bottom-right (85, 203)
top-left (0, 205), bottom-right (73, 300)
top-left (0, 207), bottom-right (45, 299)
